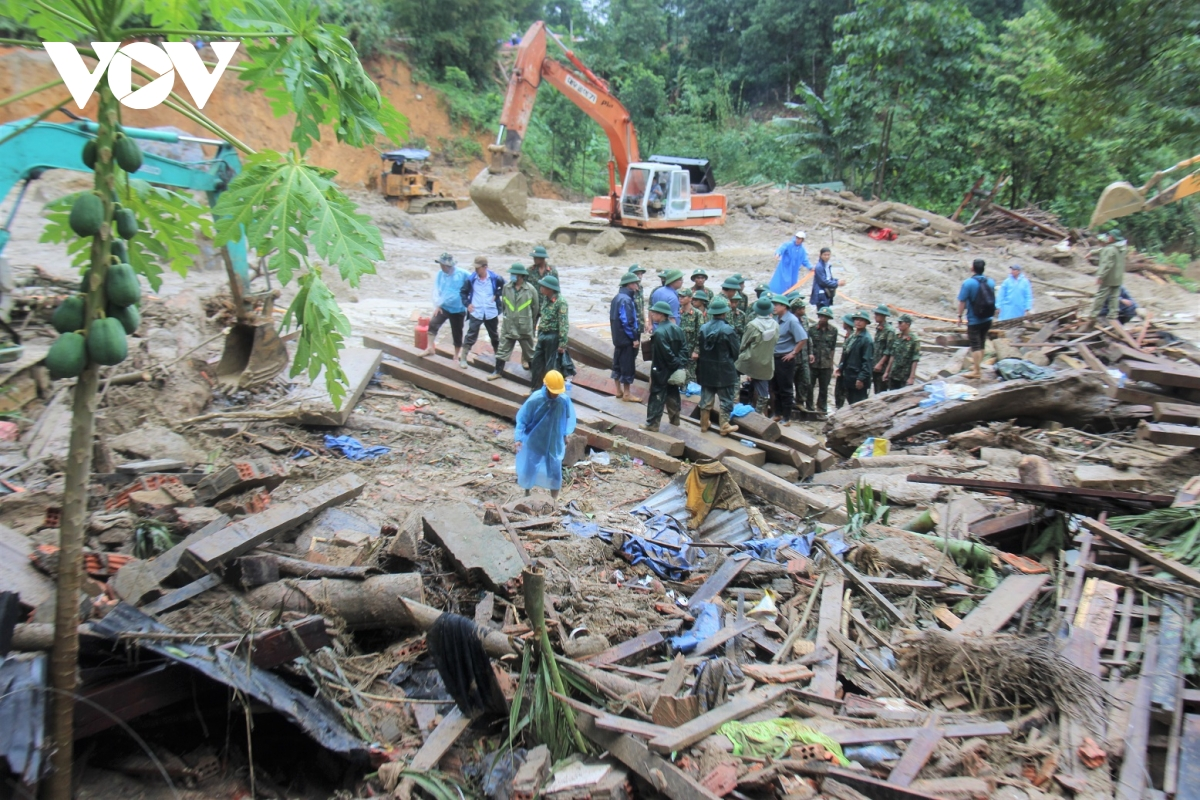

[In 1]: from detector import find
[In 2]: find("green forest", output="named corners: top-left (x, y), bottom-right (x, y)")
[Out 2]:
top-left (334, 0), bottom-right (1198, 257)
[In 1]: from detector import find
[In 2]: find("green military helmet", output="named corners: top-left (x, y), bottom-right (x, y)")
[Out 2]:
top-left (539, 275), bottom-right (561, 293)
top-left (754, 297), bottom-right (774, 316)
top-left (530, 245), bottom-right (549, 259)
top-left (630, 264), bottom-right (647, 275)
top-left (693, 290), bottom-right (710, 304)
top-left (898, 313), bottom-right (914, 324)
top-left (817, 306), bottom-right (835, 319)
top-left (708, 297), bottom-right (731, 315)
top-left (435, 252), bottom-right (456, 267)
top-left (721, 276), bottom-right (741, 290)
top-left (619, 272), bottom-right (640, 286)
top-left (691, 268), bottom-right (708, 279)
top-left (755, 283), bottom-right (770, 295)
top-left (678, 288), bottom-right (693, 298)
top-left (874, 304), bottom-right (892, 317)
top-left (841, 314), bottom-right (855, 326)
top-left (730, 273), bottom-right (746, 286)
top-left (790, 295), bottom-right (807, 309)
top-left (650, 300), bottom-right (674, 316)
top-left (853, 310), bottom-right (872, 322)
top-left (509, 262), bottom-right (529, 276)
top-left (661, 268), bottom-right (685, 284)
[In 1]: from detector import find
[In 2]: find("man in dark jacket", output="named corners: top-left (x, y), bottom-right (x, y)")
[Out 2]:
top-left (643, 301), bottom-right (689, 430)
top-left (609, 272), bottom-right (641, 402)
top-left (460, 256), bottom-right (505, 369)
top-left (810, 247), bottom-right (844, 309)
top-left (836, 311), bottom-right (875, 405)
top-left (697, 297), bottom-right (741, 436)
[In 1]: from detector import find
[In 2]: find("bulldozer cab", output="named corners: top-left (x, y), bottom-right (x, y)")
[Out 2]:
top-left (620, 164), bottom-right (690, 221)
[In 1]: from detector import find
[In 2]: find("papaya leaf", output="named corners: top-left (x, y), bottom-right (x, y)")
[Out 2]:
top-left (281, 268), bottom-right (353, 408)
top-left (2, 0), bottom-right (90, 42)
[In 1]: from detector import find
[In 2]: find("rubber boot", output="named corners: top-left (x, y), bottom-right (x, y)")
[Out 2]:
top-left (718, 412), bottom-right (739, 437)
top-left (486, 360), bottom-right (505, 381)
top-left (699, 409), bottom-right (712, 433)
top-left (668, 408), bottom-right (680, 426)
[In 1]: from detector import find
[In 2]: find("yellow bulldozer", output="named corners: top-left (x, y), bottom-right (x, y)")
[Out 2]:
top-left (379, 149), bottom-right (469, 214)
top-left (1091, 153), bottom-right (1200, 228)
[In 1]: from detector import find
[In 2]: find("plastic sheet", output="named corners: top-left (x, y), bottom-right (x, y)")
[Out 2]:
top-left (731, 403), bottom-right (754, 418)
top-left (738, 529), bottom-right (848, 562)
top-left (668, 601), bottom-right (721, 653)
top-left (614, 512), bottom-right (705, 580)
top-left (995, 358), bottom-right (1057, 381)
top-left (843, 744), bottom-right (901, 768)
top-left (514, 388), bottom-right (577, 490)
top-left (718, 718), bottom-right (851, 765)
top-left (918, 380), bottom-right (978, 407)
top-left (323, 435), bottom-right (390, 460)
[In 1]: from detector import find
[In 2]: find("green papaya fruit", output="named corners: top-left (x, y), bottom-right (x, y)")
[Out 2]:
top-left (105, 262), bottom-right (141, 307)
top-left (46, 332), bottom-right (87, 379)
top-left (69, 192), bottom-right (104, 237)
top-left (52, 295), bottom-right (86, 334)
top-left (113, 134), bottom-right (143, 173)
top-left (86, 317), bottom-right (127, 366)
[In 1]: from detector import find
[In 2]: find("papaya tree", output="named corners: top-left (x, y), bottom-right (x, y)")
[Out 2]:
top-left (0, 0), bottom-right (406, 795)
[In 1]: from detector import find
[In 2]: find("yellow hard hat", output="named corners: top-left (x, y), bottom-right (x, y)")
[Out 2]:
top-left (543, 370), bottom-right (566, 395)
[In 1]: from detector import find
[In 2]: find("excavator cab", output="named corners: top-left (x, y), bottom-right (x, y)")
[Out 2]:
top-left (620, 164), bottom-right (690, 222)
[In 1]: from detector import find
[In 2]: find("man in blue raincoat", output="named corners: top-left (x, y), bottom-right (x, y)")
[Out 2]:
top-left (514, 370), bottom-right (576, 502)
top-left (769, 231), bottom-right (811, 294)
top-left (996, 263), bottom-right (1033, 320)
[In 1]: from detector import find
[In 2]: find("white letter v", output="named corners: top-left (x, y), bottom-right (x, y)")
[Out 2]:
top-left (44, 42), bottom-right (120, 109)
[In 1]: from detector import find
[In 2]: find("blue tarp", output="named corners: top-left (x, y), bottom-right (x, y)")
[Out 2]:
top-left (323, 435), bottom-right (389, 460)
top-left (669, 602), bottom-right (722, 653)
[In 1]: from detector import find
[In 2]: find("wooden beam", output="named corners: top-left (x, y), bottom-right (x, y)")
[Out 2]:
top-left (1155, 402), bottom-right (1200, 426)
top-left (1180, 715), bottom-right (1200, 800)
top-left (381, 360), bottom-right (522, 420)
top-left (969, 507), bottom-right (1046, 540)
top-left (1083, 518), bottom-right (1200, 589)
top-left (586, 630), bottom-right (665, 666)
top-left (818, 541), bottom-right (906, 624)
top-left (688, 554), bottom-right (750, 611)
top-left (575, 714), bottom-right (722, 800)
top-left (1138, 421), bottom-right (1200, 448)
top-left (1126, 361), bottom-right (1200, 391)
top-left (692, 620), bottom-right (758, 658)
top-left (582, 429), bottom-right (682, 474)
top-left (1075, 344), bottom-right (1118, 387)
top-left (140, 573), bottom-right (221, 615)
top-left (956, 574), bottom-right (1048, 636)
top-left (720, 456), bottom-right (830, 516)
top-left (215, 615), bottom-right (331, 669)
top-left (887, 727), bottom-right (944, 786)
top-left (647, 685), bottom-right (788, 753)
top-left (410, 707), bottom-right (471, 771)
top-left (826, 721), bottom-right (1010, 745)
top-left (568, 325), bottom-right (650, 381)
top-left (810, 574), bottom-right (845, 699)
top-left (1117, 639), bottom-right (1158, 800)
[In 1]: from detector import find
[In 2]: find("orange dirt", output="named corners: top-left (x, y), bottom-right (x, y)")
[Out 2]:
top-left (0, 46), bottom-right (488, 188)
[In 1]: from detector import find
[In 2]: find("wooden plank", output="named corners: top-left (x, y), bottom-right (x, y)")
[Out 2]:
top-left (582, 429), bottom-right (682, 474)
top-left (1179, 714), bottom-right (1200, 800)
top-left (216, 615), bottom-right (331, 669)
top-left (116, 458), bottom-right (187, 474)
top-left (1154, 597), bottom-right (1186, 713)
top-left (1138, 421), bottom-right (1200, 448)
top-left (968, 507), bottom-right (1045, 540)
top-left (1155, 402), bottom-right (1200, 426)
top-left (568, 325), bottom-right (650, 381)
top-left (692, 620), bottom-right (757, 658)
top-left (888, 727), bottom-right (944, 786)
top-left (1126, 361), bottom-right (1200, 391)
top-left (594, 713), bottom-right (672, 740)
top-left (586, 630), bottom-right (664, 666)
top-left (74, 664), bottom-right (191, 739)
top-left (720, 457), bottom-right (830, 516)
top-left (575, 714), bottom-right (722, 800)
top-left (410, 707), bottom-right (470, 771)
top-left (827, 721), bottom-right (1010, 745)
top-left (1083, 518), bottom-right (1200, 589)
top-left (810, 574), bottom-right (845, 699)
top-left (140, 574), bottom-right (221, 616)
top-left (647, 685), bottom-right (788, 753)
top-left (380, 360), bottom-right (523, 420)
top-left (1075, 344), bottom-right (1118, 387)
top-left (909, 474), bottom-right (1175, 507)
top-left (819, 543), bottom-right (906, 624)
top-left (688, 554), bottom-right (750, 611)
top-left (1117, 639), bottom-right (1158, 800)
top-left (181, 473), bottom-right (367, 577)
top-left (740, 663), bottom-right (814, 684)
top-left (956, 574), bottom-right (1048, 636)
top-left (371, 336), bottom-right (532, 405)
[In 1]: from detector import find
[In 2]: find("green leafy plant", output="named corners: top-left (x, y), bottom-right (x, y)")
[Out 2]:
top-left (1109, 507), bottom-right (1200, 567)
top-left (133, 520), bottom-right (177, 559)
top-left (845, 481), bottom-right (890, 535)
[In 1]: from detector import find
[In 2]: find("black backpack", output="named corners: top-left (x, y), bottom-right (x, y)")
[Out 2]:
top-left (970, 275), bottom-right (996, 320)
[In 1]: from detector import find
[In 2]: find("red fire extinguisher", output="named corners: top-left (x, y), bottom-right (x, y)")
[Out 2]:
top-left (414, 316), bottom-right (430, 350)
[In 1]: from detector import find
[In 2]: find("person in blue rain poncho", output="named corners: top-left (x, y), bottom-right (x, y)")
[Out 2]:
top-left (514, 370), bottom-right (577, 501)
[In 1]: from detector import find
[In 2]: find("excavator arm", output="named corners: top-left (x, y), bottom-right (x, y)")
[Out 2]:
top-left (0, 118), bottom-right (252, 289)
top-left (1091, 153), bottom-right (1200, 228)
top-left (472, 20), bottom-right (640, 226)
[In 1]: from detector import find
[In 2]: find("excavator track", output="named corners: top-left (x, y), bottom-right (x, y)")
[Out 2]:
top-left (548, 221), bottom-right (715, 253)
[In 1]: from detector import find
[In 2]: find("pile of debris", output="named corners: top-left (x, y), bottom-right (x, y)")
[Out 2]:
top-left (2, 301), bottom-right (1199, 800)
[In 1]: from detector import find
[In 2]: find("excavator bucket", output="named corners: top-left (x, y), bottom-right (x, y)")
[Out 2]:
top-left (1090, 181), bottom-right (1146, 228)
top-left (215, 320), bottom-right (289, 390)
top-left (469, 168), bottom-right (529, 227)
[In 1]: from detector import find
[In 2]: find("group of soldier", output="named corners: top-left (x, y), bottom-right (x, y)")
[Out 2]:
top-left (422, 245), bottom-right (925, 443)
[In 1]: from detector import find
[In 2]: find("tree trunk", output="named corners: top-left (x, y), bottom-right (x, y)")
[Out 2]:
top-left (49, 85), bottom-right (118, 799)
top-left (872, 108), bottom-right (894, 201)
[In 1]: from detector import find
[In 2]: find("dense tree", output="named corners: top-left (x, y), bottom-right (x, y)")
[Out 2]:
top-left (393, 0), bottom-right (507, 84)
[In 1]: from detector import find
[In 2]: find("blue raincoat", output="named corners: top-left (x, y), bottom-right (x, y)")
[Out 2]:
top-left (514, 387), bottom-right (577, 490)
top-left (769, 240), bottom-right (811, 294)
top-left (996, 274), bottom-right (1033, 320)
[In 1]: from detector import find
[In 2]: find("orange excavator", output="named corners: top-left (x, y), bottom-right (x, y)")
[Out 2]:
top-left (469, 21), bottom-right (726, 252)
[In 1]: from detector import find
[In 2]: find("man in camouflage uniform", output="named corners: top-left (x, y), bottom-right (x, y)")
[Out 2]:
top-left (630, 264), bottom-right (648, 340)
top-left (678, 288), bottom-right (702, 384)
top-left (871, 303), bottom-right (896, 395)
top-left (834, 313), bottom-right (854, 409)
top-left (692, 289), bottom-right (709, 320)
top-left (807, 306), bottom-right (838, 415)
top-left (837, 311), bottom-right (875, 406)
top-left (643, 301), bottom-right (689, 431)
top-left (883, 313), bottom-right (921, 390)
top-left (488, 263), bottom-right (538, 381)
top-left (530, 245), bottom-right (559, 320)
top-left (720, 277), bottom-right (747, 340)
top-left (731, 274), bottom-right (751, 314)
top-left (531, 275), bottom-right (571, 389)
top-left (789, 295), bottom-right (813, 412)
top-left (690, 268), bottom-right (709, 296)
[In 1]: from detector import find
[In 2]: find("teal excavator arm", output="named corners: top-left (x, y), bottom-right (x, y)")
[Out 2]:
top-left (0, 117), bottom-right (252, 292)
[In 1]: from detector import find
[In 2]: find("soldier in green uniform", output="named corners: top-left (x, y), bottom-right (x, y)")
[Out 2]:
top-left (530, 245), bottom-right (559, 322)
top-left (789, 295), bottom-right (813, 412)
top-left (884, 313), bottom-right (921, 390)
top-left (488, 263), bottom-right (539, 381)
top-left (834, 314), bottom-right (855, 409)
top-left (871, 303), bottom-right (896, 394)
top-left (531, 275), bottom-right (571, 389)
top-left (690, 268), bottom-right (709, 296)
top-left (692, 289), bottom-right (709, 320)
top-left (807, 306), bottom-right (838, 415)
top-left (643, 301), bottom-right (689, 431)
top-left (697, 297), bottom-right (741, 436)
top-left (837, 311), bottom-right (875, 406)
top-left (731, 274), bottom-right (751, 313)
top-left (678, 288), bottom-right (702, 385)
top-left (630, 264), bottom-right (648, 340)
top-left (720, 277), bottom-right (747, 340)
top-left (755, 283), bottom-right (771, 302)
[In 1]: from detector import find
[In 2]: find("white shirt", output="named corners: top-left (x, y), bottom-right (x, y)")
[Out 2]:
top-left (469, 273), bottom-right (498, 320)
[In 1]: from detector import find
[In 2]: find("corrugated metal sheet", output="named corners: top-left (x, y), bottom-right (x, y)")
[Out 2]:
top-left (634, 471), bottom-right (758, 545)
top-left (0, 653), bottom-right (47, 785)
